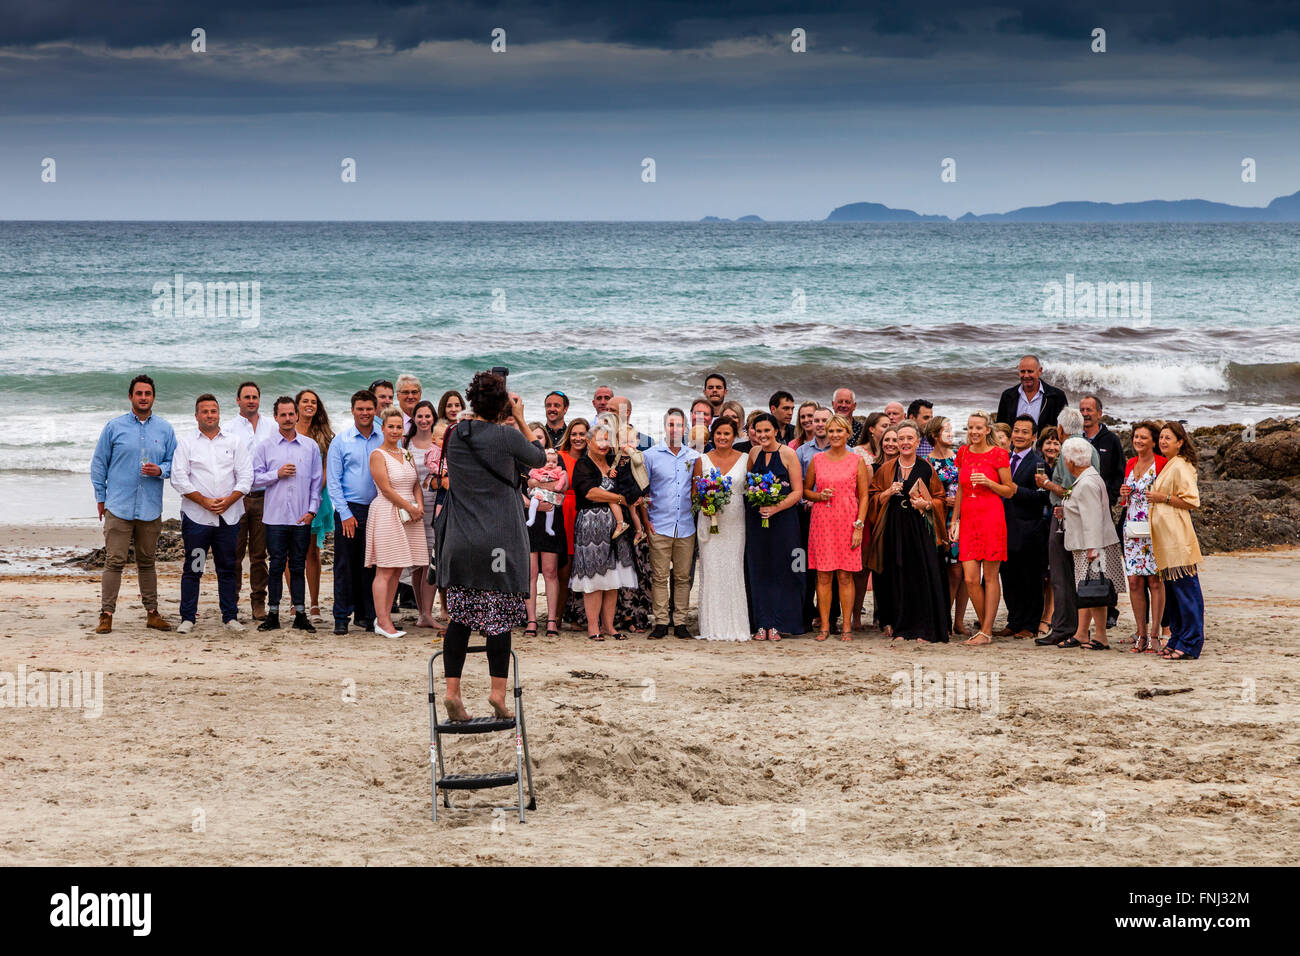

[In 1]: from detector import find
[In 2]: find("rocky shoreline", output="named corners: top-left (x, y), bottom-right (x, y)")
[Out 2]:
top-left (51, 417), bottom-right (1300, 569)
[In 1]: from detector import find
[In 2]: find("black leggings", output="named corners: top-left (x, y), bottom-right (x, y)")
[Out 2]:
top-left (443, 621), bottom-right (512, 679)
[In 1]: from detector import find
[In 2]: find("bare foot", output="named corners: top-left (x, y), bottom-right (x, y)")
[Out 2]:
top-left (444, 697), bottom-right (470, 722)
top-left (488, 695), bottom-right (513, 720)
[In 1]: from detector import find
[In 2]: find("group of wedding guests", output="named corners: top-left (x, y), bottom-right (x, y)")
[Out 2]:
top-left (89, 355), bottom-right (1209, 671)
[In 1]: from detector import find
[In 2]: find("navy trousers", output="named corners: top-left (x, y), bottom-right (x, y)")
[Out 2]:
top-left (266, 524), bottom-right (310, 614)
top-left (180, 513), bottom-right (240, 623)
top-left (333, 502), bottom-right (375, 628)
top-left (1164, 573), bottom-right (1205, 659)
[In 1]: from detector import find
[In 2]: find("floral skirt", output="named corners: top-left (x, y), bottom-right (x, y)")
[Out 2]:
top-left (445, 587), bottom-right (527, 635)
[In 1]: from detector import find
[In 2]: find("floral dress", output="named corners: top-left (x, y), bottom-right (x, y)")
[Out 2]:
top-left (1123, 461), bottom-right (1159, 576)
top-left (928, 455), bottom-right (959, 561)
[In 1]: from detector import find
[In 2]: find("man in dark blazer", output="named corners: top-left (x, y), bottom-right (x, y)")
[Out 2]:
top-left (996, 355), bottom-right (1068, 429)
top-left (998, 415), bottom-right (1050, 638)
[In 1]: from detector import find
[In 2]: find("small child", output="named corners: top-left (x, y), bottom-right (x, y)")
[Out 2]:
top-left (425, 421), bottom-right (449, 517)
top-left (608, 443), bottom-right (650, 543)
top-left (525, 448), bottom-right (569, 535)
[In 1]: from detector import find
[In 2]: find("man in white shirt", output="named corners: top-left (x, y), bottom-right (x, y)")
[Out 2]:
top-left (172, 394), bottom-right (253, 633)
top-left (224, 380), bottom-right (272, 619)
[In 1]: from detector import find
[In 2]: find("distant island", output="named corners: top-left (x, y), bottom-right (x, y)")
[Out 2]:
top-left (704, 189), bottom-right (1300, 223)
top-left (829, 190), bottom-right (1300, 222)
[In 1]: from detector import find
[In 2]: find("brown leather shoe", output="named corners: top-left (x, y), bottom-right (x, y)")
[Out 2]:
top-left (1013, 630), bottom-right (1035, 639)
top-left (995, 627), bottom-right (1016, 637)
top-left (94, 612), bottom-right (113, 634)
top-left (146, 610), bottom-right (172, 631)
top-left (251, 603), bottom-right (268, 622)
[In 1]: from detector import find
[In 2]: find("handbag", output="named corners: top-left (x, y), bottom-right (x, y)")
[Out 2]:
top-left (1076, 562), bottom-right (1117, 608)
top-left (1125, 519), bottom-right (1151, 538)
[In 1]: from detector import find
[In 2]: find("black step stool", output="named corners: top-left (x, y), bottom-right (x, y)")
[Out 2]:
top-left (428, 646), bottom-right (536, 823)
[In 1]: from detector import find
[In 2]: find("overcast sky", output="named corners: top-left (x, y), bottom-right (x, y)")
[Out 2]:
top-left (2, 1), bottom-right (1299, 219)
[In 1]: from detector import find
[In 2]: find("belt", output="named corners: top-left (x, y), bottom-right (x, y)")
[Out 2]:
top-left (246, 490), bottom-right (266, 498)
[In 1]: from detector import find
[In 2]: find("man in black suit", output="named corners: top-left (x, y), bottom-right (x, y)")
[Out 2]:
top-left (997, 416), bottom-right (1050, 638)
top-left (996, 355), bottom-right (1068, 429)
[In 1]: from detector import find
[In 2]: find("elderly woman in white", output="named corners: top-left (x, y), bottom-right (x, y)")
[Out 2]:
top-left (1060, 436), bottom-right (1124, 650)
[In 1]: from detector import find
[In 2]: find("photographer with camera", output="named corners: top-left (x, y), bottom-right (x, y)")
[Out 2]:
top-left (434, 369), bottom-right (545, 721)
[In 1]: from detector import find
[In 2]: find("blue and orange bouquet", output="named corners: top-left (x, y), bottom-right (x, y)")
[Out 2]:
top-left (744, 470), bottom-right (787, 528)
top-left (693, 467), bottom-right (734, 534)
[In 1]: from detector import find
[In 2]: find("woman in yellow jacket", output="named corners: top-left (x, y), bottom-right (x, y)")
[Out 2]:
top-left (1149, 422), bottom-right (1204, 660)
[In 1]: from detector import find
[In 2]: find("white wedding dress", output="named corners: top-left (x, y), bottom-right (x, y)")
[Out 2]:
top-left (695, 453), bottom-right (750, 641)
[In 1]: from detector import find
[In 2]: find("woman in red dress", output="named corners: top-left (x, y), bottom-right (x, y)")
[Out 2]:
top-left (804, 415), bottom-right (872, 642)
top-left (950, 411), bottom-right (1014, 646)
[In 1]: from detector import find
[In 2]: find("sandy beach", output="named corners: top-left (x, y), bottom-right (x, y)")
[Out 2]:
top-left (1, 526), bottom-right (1297, 866)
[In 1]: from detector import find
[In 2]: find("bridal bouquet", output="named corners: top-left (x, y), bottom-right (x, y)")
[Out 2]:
top-left (744, 470), bottom-right (787, 528)
top-left (693, 468), bottom-right (734, 534)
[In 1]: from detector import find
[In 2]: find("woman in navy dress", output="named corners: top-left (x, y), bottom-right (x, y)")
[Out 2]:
top-left (744, 413), bottom-right (806, 640)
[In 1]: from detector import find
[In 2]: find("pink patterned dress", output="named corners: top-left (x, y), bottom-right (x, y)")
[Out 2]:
top-left (808, 451), bottom-right (864, 572)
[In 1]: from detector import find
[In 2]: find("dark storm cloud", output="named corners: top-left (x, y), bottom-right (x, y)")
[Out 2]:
top-left (1, 1), bottom-right (1297, 51)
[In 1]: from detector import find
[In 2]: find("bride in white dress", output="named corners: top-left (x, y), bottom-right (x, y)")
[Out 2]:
top-left (693, 420), bottom-right (750, 641)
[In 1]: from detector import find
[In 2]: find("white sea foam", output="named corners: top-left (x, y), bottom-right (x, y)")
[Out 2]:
top-left (1052, 361), bottom-right (1231, 397)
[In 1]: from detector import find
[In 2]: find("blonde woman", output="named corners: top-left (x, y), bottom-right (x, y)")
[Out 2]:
top-left (366, 406), bottom-right (427, 639)
top-left (950, 411), bottom-right (1014, 646)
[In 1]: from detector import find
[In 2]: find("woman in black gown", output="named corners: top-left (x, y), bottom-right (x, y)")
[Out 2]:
top-left (744, 413), bottom-right (806, 640)
top-left (869, 421), bottom-right (951, 643)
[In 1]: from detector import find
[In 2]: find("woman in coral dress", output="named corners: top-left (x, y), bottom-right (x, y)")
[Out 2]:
top-left (366, 407), bottom-right (429, 639)
top-left (950, 411), bottom-right (1014, 646)
top-left (805, 415), bottom-right (872, 642)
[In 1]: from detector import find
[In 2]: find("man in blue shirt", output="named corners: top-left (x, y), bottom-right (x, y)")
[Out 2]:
top-left (643, 409), bottom-right (700, 639)
top-left (89, 374), bottom-right (177, 634)
top-left (326, 389), bottom-right (381, 634)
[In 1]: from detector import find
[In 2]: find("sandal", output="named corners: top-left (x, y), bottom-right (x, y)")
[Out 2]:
top-left (752, 629), bottom-right (768, 641)
top-left (1161, 649), bottom-right (1192, 661)
top-left (840, 629), bottom-right (853, 642)
top-left (962, 631), bottom-right (993, 646)
top-left (1037, 619), bottom-right (1051, 637)
top-left (1057, 637), bottom-right (1082, 648)
top-left (769, 631), bottom-right (782, 642)
top-left (1082, 638), bottom-right (1110, 650)
top-left (1117, 632), bottom-right (1138, 645)
top-left (1146, 638), bottom-right (1163, 655)
top-left (588, 633), bottom-right (605, 642)
top-left (612, 632), bottom-right (629, 641)
top-left (523, 620), bottom-right (538, 637)
top-left (814, 630), bottom-right (830, 642)
top-left (545, 619), bottom-right (559, 638)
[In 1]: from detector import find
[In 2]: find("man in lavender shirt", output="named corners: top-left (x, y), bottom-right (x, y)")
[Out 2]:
top-left (253, 396), bottom-right (323, 632)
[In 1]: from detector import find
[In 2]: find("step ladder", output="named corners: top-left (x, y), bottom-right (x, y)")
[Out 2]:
top-left (428, 646), bottom-right (536, 823)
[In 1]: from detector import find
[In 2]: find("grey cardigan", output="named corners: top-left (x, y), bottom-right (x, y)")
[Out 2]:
top-left (1062, 467), bottom-right (1120, 552)
top-left (435, 419), bottom-right (546, 594)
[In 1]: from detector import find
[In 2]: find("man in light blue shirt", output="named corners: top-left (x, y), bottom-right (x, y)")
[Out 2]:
top-left (643, 408), bottom-right (700, 639)
top-left (89, 374), bottom-right (177, 633)
top-left (326, 389), bottom-right (382, 634)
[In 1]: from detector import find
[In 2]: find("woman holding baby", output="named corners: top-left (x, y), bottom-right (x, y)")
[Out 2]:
top-left (522, 422), bottom-right (569, 637)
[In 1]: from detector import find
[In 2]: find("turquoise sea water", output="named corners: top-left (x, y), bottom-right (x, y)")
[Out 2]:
top-left (1, 221), bottom-right (1297, 520)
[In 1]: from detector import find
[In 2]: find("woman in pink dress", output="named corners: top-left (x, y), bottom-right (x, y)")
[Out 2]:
top-left (366, 407), bottom-right (429, 639)
top-left (950, 411), bottom-right (1014, 646)
top-left (804, 415), bottom-right (872, 642)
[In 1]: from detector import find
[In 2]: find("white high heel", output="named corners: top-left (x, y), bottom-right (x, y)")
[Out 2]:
top-left (374, 624), bottom-right (406, 639)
